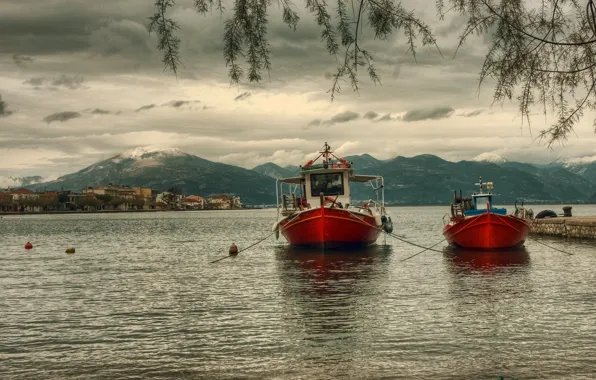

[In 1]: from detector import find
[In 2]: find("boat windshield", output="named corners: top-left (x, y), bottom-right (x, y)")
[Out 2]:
top-left (473, 195), bottom-right (492, 208)
top-left (310, 172), bottom-right (344, 196)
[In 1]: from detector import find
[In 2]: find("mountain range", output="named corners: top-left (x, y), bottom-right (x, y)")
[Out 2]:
top-left (10, 147), bottom-right (596, 206)
top-left (252, 152), bottom-right (596, 205)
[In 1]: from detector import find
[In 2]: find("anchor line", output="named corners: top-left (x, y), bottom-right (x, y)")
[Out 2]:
top-left (528, 237), bottom-right (574, 255)
top-left (345, 209), bottom-right (445, 254)
top-left (399, 238), bottom-right (447, 262)
top-left (209, 212), bottom-right (302, 264)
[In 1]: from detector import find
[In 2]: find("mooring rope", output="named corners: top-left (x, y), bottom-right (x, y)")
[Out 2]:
top-left (211, 207), bottom-right (449, 264)
top-left (528, 237), bottom-right (574, 256)
top-left (345, 208), bottom-right (445, 254)
top-left (399, 238), bottom-right (447, 262)
top-left (209, 211), bottom-right (302, 264)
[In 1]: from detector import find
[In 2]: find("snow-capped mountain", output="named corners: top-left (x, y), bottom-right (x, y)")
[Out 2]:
top-left (27, 147), bottom-right (277, 204)
top-left (115, 147), bottom-right (189, 160)
top-left (553, 154), bottom-right (596, 179)
top-left (17, 147), bottom-right (596, 205)
top-left (0, 175), bottom-right (45, 188)
top-left (559, 155), bottom-right (596, 168)
top-left (471, 152), bottom-right (507, 163)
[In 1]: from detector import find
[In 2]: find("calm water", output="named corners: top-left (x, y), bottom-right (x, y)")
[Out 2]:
top-left (1, 206), bottom-right (596, 379)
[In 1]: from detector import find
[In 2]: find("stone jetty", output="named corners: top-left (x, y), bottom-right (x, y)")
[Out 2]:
top-left (531, 216), bottom-right (596, 239)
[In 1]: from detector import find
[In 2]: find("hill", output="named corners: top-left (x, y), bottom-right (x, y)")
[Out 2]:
top-left (27, 147), bottom-right (277, 205)
top-left (16, 147), bottom-right (596, 206)
top-left (255, 153), bottom-right (595, 205)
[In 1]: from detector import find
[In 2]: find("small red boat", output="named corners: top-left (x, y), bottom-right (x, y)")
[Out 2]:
top-left (272, 142), bottom-right (393, 248)
top-left (442, 177), bottom-right (531, 250)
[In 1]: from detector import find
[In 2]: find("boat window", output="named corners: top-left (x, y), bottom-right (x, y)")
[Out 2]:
top-left (473, 195), bottom-right (492, 207)
top-left (310, 172), bottom-right (344, 196)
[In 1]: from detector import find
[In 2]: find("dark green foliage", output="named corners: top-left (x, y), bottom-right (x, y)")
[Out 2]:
top-left (441, 0), bottom-right (596, 146)
top-left (150, 0), bottom-right (436, 100)
top-left (0, 94), bottom-right (13, 117)
top-left (167, 186), bottom-right (184, 195)
top-left (151, 0), bottom-right (596, 145)
top-left (57, 192), bottom-right (69, 204)
top-left (149, 0), bottom-right (183, 75)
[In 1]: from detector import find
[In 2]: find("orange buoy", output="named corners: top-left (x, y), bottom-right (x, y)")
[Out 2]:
top-left (24, 242), bottom-right (33, 250)
top-left (229, 243), bottom-right (238, 256)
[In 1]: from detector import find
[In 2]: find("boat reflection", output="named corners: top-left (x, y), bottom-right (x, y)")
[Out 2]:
top-left (443, 246), bottom-right (531, 273)
top-left (443, 246), bottom-right (534, 316)
top-left (275, 244), bottom-right (392, 295)
top-left (274, 244), bottom-right (392, 352)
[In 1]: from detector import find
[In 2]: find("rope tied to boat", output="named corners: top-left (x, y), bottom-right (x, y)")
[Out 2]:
top-left (528, 237), bottom-right (574, 255)
top-left (345, 208), bottom-right (445, 255)
top-left (209, 212), bottom-right (302, 264)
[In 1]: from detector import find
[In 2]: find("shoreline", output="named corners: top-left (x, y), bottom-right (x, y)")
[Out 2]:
top-left (0, 208), bottom-right (263, 216)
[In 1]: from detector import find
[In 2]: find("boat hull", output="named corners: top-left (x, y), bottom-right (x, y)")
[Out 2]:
top-left (278, 207), bottom-right (381, 248)
top-left (442, 212), bottom-right (530, 250)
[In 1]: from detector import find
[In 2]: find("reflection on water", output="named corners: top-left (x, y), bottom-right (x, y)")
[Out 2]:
top-left (275, 244), bottom-right (393, 294)
top-left (273, 245), bottom-right (393, 373)
top-left (3, 209), bottom-right (596, 379)
top-left (443, 246), bottom-right (531, 273)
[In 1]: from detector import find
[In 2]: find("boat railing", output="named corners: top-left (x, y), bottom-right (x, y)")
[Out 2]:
top-left (276, 179), bottom-right (302, 219)
top-left (353, 198), bottom-right (385, 214)
top-left (442, 213), bottom-right (450, 226)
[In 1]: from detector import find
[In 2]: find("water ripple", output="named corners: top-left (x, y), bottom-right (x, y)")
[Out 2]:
top-left (1, 207), bottom-right (596, 379)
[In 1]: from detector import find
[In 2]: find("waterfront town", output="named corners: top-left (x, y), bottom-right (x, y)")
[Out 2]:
top-left (0, 183), bottom-right (242, 213)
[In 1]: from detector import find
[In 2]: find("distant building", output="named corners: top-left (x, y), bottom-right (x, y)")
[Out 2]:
top-left (0, 191), bottom-right (14, 212)
top-left (83, 184), bottom-right (154, 210)
top-left (8, 188), bottom-right (38, 202)
top-left (183, 195), bottom-right (205, 210)
top-left (83, 186), bottom-right (106, 196)
top-left (207, 194), bottom-right (242, 209)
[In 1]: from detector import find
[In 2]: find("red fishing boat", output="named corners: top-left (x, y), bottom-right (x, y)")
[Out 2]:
top-left (272, 142), bottom-right (393, 248)
top-left (442, 177), bottom-right (531, 250)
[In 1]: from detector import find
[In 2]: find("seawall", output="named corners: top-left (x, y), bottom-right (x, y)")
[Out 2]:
top-left (530, 217), bottom-right (596, 239)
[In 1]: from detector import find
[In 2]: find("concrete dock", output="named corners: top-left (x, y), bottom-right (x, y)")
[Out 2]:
top-left (530, 217), bottom-right (596, 239)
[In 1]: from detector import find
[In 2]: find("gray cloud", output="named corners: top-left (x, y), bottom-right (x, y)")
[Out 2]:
top-left (1, 0), bottom-right (565, 177)
top-left (90, 109), bottom-right (111, 115)
top-left (306, 119), bottom-right (322, 127)
top-left (23, 77), bottom-right (45, 86)
top-left (376, 114), bottom-right (392, 122)
top-left (43, 111), bottom-right (82, 124)
top-left (401, 106), bottom-right (455, 122)
top-left (309, 110), bottom-right (396, 127)
top-left (88, 19), bottom-right (153, 58)
top-left (363, 111), bottom-right (379, 120)
top-left (135, 104), bottom-right (156, 112)
top-left (163, 100), bottom-right (201, 108)
top-left (459, 109), bottom-right (484, 117)
top-left (167, 101), bottom-right (190, 108)
top-left (24, 75), bottom-right (85, 90)
top-left (179, 72), bottom-right (198, 80)
top-left (134, 101), bottom-right (203, 112)
top-left (13, 53), bottom-right (34, 68)
top-left (234, 92), bottom-right (251, 101)
top-left (0, 95), bottom-right (13, 117)
top-left (52, 75), bottom-right (84, 89)
top-left (326, 111), bottom-right (360, 124)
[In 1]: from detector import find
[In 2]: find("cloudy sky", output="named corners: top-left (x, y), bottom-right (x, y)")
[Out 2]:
top-left (2, 0), bottom-right (596, 179)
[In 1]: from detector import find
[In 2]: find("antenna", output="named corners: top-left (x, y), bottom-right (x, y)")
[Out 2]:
top-left (474, 176), bottom-right (483, 193)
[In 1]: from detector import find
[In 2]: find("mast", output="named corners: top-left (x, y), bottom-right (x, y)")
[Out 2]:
top-left (320, 142), bottom-right (332, 167)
